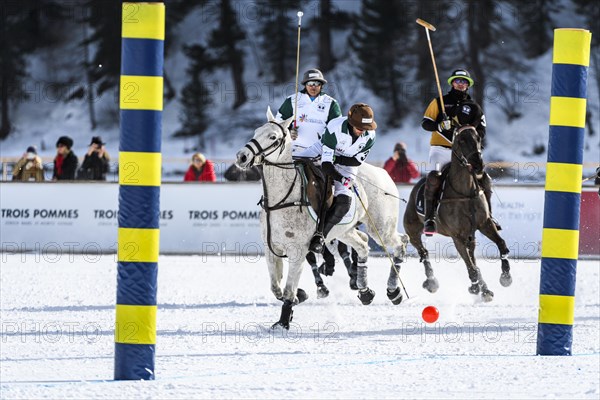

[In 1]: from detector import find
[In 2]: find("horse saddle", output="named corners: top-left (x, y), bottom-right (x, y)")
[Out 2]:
top-left (414, 165), bottom-right (451, 216)
top-left (295, 159), bottom-right (333, 213)
top-left (295, 159), bottom-right (357, 224)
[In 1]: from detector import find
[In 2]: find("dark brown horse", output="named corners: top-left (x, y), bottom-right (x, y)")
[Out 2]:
top-left (403, 126), bottom-right (512, 301)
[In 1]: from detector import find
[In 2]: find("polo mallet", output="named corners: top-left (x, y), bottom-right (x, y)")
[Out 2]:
top-left (293, 11), bottom-right (304, 129)
top-left (416, 18), bottom-right (447, 119)
top-left (352, 185), bottom-right (410, 299)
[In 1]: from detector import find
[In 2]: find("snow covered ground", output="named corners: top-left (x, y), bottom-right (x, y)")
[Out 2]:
top-left (1, 254), bottom-right (599, 399)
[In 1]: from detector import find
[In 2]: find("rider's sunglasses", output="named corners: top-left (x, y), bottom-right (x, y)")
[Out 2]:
top-left (305, 81), bottom-right (322, 87)
top-left (452, 78), bottom-right (469, 85)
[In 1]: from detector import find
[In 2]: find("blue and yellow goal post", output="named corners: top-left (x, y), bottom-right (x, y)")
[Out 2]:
top-left (537, 28), bottom-right (591, 356)
top-left (115, 2), bottom-right (165, 380)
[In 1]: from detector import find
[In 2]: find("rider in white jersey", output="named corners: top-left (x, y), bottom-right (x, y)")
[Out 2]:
top-left (298, 103), bottom-right (377, 253)
top-left (276, 68), bottom-right (341, 156)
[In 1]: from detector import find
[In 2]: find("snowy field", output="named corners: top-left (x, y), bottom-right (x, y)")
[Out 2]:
top-left (1, 253), bottom-right (599, 399)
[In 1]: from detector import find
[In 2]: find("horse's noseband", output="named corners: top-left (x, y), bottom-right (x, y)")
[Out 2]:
top-left (244, 121), bottom-right (288, 164)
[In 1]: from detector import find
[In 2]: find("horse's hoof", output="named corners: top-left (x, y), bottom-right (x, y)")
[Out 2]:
top-left (317, 285), bottom-right (329, 299)
top-left (358, 288), bottom-right (375, 305)
top-left (422, 278), bottom-right (439, 293)
top-left (349, 276), bottom-right (358, 291)
top-left (500, 272), bottom-right (512, 287)
top-left (482, 290), bottom-right (494, 302)
top-left (295, 288), bottom-right (308, 304)
top-left (386, 287), bottom-right (403, 305)
top-left (468, 283), bottom-right (480, 295)
top-left (271, 321), bottom-right (290, 330)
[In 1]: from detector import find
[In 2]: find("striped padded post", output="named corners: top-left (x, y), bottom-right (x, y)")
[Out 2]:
top-left (115, 2), bottom-right (164, 380)
top-left (537, 28), bottom-right (591, 356)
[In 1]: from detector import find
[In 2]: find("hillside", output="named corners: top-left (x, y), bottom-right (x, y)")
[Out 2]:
top-left (0, 0), bottom-right (598, 182)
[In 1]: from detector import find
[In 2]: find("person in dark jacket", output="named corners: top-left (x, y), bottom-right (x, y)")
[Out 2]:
top-left (53, 136), bottom-right (78, 181)
top-left (78, 136), bottom-right (110, 180)
top-left (223, 163), bottom-right (261, 181)
top-left (184, 153), bottom-right (216, 182)
top-left (420, 69), bottom-right (499, 235)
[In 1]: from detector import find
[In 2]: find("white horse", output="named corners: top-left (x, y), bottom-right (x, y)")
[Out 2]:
top-left (235, 107), bottom-right (408, 328)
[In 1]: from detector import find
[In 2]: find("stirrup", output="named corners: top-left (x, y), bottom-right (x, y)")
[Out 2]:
top-left (309, 233), bottom-right (325, 253)
top-left (423, 219), bottom-right (437, 236)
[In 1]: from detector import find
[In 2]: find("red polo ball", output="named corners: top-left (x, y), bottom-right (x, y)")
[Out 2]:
top-left (422, 306), bottom-right (439, 323)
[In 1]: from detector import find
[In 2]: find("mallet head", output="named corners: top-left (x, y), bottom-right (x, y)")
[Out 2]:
top-left (416, 18), bottom-right (436, 31)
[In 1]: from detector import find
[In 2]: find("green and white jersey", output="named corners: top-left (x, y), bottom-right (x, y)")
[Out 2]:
top-left (321, 116), bottom-right (376, 165)
top-left (276, 90), bottom-right (341, 153)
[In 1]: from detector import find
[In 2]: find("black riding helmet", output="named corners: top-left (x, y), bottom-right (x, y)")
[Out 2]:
top-left (447, 69), bottom-right (474, 86)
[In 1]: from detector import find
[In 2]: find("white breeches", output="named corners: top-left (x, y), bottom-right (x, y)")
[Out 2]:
top-left (428, 146), bottom-right (451, 171)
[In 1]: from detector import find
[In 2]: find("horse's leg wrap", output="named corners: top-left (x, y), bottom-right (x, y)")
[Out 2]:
top-left (387, 257), bottom-right (402, 290)
top-left (357, 259), bottom-right (375, 305)
top-left (339, 243), bottom-right (358, 290)
top-left (318, 245), bottom-right (335, 276)
top-left (356, 256), bottom-right (368, 290)
top-left (479, 172), bottom-right (502, 231)
top-left (424, 170), bottom-right (442, 235)
top-left (322, 195), bottom-right (352, 238)
top-left (306, 252), bottom-right (324, 286)
top-left (272, 300), bottom-right (294, 330)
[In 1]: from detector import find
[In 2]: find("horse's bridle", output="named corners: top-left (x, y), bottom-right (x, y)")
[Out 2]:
top-left (452, 125), bottom-right (482, 171)
top-left (243, 121), bottom-right (288, 165)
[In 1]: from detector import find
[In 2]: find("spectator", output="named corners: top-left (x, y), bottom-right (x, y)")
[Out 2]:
top-left (383, 142), bottom-right (420, 183)
top-left (12, 146), bottom-right (45, 182)
top-left (78, 136), bottom-right (110, 180)
top-left (184, 153), bottom-right (216, 182)
top-left (53, 136), bottom-right (78, 181)
top-left (223, 163), bottom-right (261, 181)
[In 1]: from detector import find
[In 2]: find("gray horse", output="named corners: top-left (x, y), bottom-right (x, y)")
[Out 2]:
top-left (403, 126), bottom-right (512, 302)
top-left (236, 108), bottom-right (407, 328)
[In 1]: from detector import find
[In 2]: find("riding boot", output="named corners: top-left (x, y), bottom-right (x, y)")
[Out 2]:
top-left (423, 170), bottom-right (442, 236)
top-left (309, 178), bottom-right (332, 253)
top-left (311, 195), bottom-right (352, 253)
top-left (479, 172), bottom-right (502, 231)
top-left (322, 195), bottom-right (353, 239)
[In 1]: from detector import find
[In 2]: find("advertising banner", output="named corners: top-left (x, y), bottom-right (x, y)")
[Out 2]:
top-left (1, 182), bottom-right (598, 257)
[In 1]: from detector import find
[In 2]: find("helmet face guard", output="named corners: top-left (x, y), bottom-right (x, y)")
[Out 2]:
top-left (301, 69), bottom-right (327, 86)
top-left (447, 69), bottom-right (474, 86)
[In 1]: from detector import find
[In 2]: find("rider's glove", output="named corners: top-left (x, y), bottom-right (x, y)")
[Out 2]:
top-left (290, 127), bottom-right (299, 140)
top-left (340, 176), bottom-right (352, 188)
top-left (438, 118), bottom-right (452, 132)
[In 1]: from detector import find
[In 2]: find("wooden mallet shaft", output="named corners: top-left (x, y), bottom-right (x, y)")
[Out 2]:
top-left (416, 18), bottom-right (446, 114)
